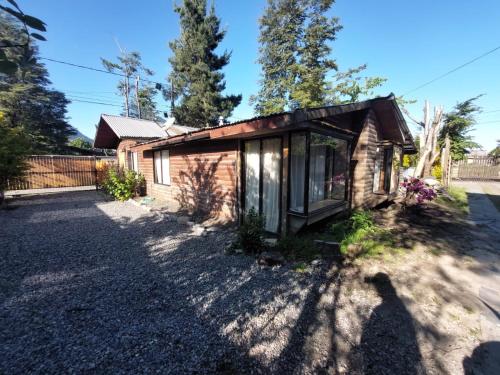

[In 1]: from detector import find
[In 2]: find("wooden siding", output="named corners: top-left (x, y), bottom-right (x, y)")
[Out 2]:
top-left (452, 156), bottom-right (500, 180)
top-left (6, 155), bottom-right (114, 190)
top-left (134, 139), bottom-right (238, 222)
top-left (351, 110), bottom-right (390, 208)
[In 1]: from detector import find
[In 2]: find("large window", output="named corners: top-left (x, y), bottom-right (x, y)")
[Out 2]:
top-left (373, 145), bottom-right (401, 194)
top-left (289, 133), bottom-right (306, 212)
top-left (127, 151), bottom-right (139, 173)
top-left (244, 138), bottom-right (281, 233)
top-left (289, 131), bottom-right (349, 214)
top-left (154, 150), bottom-right (170, 185)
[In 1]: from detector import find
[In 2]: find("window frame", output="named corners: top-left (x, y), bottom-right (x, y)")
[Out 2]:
top-left (373, 144), bottom-right (399, 194)
top-left (153, 149), bottom-right (171, 186)
top-left (241, 136), bottom-right (283, 234)
top-left (288, 129), bottom-right (351, 216)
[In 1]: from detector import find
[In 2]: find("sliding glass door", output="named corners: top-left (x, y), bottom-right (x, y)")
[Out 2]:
top-left (244, 138), bottom-right (282, 233)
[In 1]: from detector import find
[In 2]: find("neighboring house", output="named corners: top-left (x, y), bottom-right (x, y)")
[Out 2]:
top-left (102, 94), bottom-right (415, 235)
top-left (93, 114), bottom-right (195, 171)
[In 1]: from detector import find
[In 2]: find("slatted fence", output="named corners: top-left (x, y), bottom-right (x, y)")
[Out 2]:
top-left (451, 156), bottom-right (500, 181)
top-left (6, 155), bottom-right (115, 190)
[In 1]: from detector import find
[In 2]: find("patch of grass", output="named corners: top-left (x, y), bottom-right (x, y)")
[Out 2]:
top-left (436, 186), bottom-right (469, 215)
top-left (293, 262), bottom-right (309, 273)
top-left (276, 234), bottom-right (322, 261)
top-left (276, 210), bottom-right (406, 262)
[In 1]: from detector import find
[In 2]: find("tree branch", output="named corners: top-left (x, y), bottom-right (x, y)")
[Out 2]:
top-left (401, 106), bottom-right (425, 128)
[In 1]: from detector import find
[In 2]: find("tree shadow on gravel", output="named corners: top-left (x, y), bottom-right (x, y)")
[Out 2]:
top-left (2, 191), bottom-right (488, 374)
top-left (0, 191), bottom-right (337, 373)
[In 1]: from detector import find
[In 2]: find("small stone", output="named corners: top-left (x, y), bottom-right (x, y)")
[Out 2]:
top-left (191, 224), bottom-right (205, 236)
top-left (177, 216), bottom-right (190, 225)
top-left (264, 238), bottom-right (278, 246)
top-left (258, 251), bottom-right (285, 267)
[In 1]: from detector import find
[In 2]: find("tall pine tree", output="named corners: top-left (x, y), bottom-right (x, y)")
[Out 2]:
top-left (250, 0), bottom-right (305, 115)
top-left (0, 13), bottom-right (74, 153)
top-left (253, 0), bottom-right (385, 115)
top-left (290, 0), bottom-right (341, 109)
top-left (168, 0), bottom-right (241, 127)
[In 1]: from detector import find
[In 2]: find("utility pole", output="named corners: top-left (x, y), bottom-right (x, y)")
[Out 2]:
top-left (135, 75), bottom-right (141, 119)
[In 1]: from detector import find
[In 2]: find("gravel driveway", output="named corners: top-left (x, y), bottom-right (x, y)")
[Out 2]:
top-left (2, 191), bottom-right (497, 374)
top-left (0, 191), bottom-right (329, 374)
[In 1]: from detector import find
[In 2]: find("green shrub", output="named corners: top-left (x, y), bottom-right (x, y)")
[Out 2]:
top-left (238, 208), bottom-right (265, 254)
top-left (276, 235), bottom-right (318, 261)
top-left (102, 167), bottom-right (143, 201)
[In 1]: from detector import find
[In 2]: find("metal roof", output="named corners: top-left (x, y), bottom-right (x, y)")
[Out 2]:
top-left (101, 114), bottom-right (167, 139)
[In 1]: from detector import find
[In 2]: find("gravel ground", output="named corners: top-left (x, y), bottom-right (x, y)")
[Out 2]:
top-left (1, 191), bottom-right (497, 374)
top-left (0, 192), bottom-right (331, 374)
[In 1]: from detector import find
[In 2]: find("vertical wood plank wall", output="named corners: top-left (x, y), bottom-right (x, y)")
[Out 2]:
top-left (451, 156), bottom-right (500, 180)
top-left (6, 156), bottom-right (115, 190)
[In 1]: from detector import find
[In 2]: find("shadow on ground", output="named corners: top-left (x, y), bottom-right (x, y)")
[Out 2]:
top-left (0, 191), bottom-right (496, 373)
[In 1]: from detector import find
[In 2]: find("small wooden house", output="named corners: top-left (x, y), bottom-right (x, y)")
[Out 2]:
top-left (98, 94), bottom-right (415, 234)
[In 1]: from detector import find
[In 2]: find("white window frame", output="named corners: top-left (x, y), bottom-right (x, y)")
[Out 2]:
top-left (153, 149), bottom-right (170, 185)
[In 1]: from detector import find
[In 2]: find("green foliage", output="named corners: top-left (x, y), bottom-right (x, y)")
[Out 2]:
top-left (489, 140), bottom-right (500, 157)
top-left (328, 65), bottom-right (387, 104)
top-left (102, 167), bottom-right (142, 201)
top-left (252, 0), bottom-right (386, 115)
top-left (431, 163), bottom-right (442, 181)
top-left (439, 96), bottom-right (482, 161)
top-left (436, 186), bottom-right (469, 215)
top-left (0, 0), bottom-right (46, 75)
top-left (238, 208), bottom-right (265, 254)
top-left (101, 51), bottom-right (159, 121)
top-left (69, 137), bottom-right (92, 149)
top-left (168, 0), bottom-right (242, 127)
top-left (276, 234), bottom-right (319, 261)
top-left (0, 116), bottom-right (30, 191)
top-left (0, 13), bottom-right (75, 153)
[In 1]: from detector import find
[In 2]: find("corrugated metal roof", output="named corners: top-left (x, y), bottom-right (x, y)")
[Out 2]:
top-left (165, 124), bottom-right (198, 136)
top-left (101, 114), bottom-right (167, 139)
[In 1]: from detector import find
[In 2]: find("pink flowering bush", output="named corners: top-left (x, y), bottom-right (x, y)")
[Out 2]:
top-left (401, 177), bottom-right (437, 207)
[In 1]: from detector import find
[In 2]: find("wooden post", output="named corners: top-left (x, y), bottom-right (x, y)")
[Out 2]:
top-left (94, 156), bottom-right (98, 191)
top-left (135, 75), bottom-right (141, 119)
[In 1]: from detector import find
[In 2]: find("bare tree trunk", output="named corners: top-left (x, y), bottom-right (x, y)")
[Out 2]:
top-left (124, 76), bottom-right (130, 117)
top-left (135, 75), bottom-right (141, 119)
top-left (413, 101), bottom-right (443, 178)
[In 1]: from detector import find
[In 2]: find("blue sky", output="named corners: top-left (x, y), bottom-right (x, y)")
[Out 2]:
top-left (21, 0), bottom-right (500, 150)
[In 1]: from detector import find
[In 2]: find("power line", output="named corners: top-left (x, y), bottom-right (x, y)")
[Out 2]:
top-left (69, 98), bottom-right (122, 107)
top-left (40, 57), bottom-right (165, 87)
top-left (483, 109), bottom-right (500, 114)
top-left (402, 44), bottom-right (500, 96)
top-left (66, 94), bottom-right (123, 105)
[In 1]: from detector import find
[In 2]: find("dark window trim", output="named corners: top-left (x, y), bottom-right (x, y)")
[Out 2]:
top-left (241, 136), bottom-right (283, 234)
top-left (288, 129), bottom-right (350, 217)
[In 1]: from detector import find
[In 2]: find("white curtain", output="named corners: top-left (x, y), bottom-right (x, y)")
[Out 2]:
top-left (132, 152), bottom-right (139, 173)
top-left (309, 145), bottom-right (326, 203)
top-left (154, 151), bottom-right (162, 183)
top-left (161, 150), bottom-right (170, 184)
top-left (290, 134), bottom-right (306, 212)
top-left (262, 139), bottom-right (281, 233)
top-left (245, 140), bottom-right (260, 213)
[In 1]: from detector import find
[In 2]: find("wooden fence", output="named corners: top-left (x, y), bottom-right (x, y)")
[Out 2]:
top-left (451, 156), bottom-right (500, 181)
top-left (6, 155), bottom-right (115, 190)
